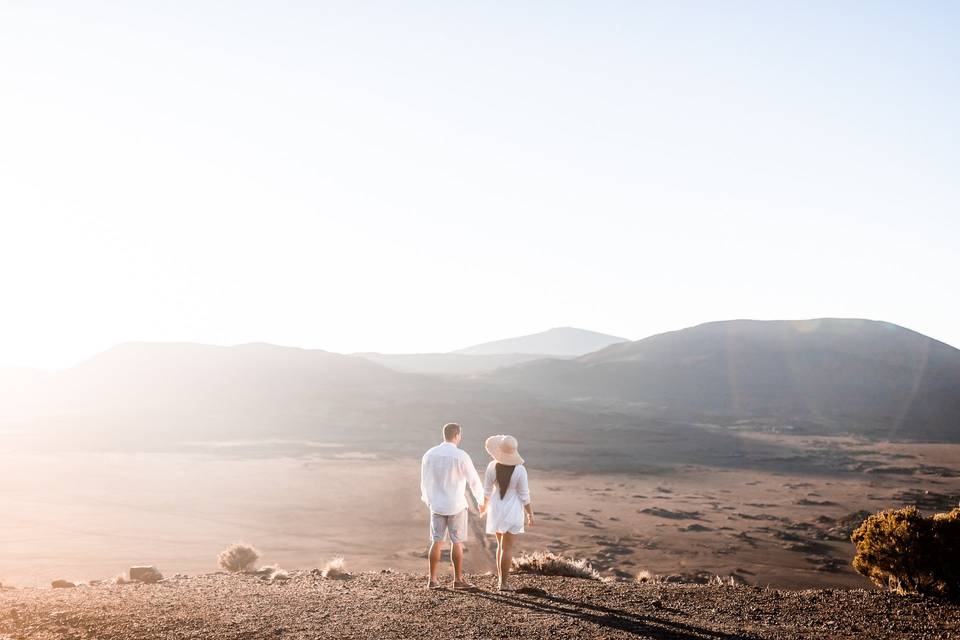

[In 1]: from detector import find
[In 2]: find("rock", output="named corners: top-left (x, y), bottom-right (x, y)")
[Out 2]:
top-left (129, 566), bottom-right (163, 583)
top-left (51, 580), bottom-right (76, 588)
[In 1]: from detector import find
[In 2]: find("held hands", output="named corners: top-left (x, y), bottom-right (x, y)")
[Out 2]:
top-left (478, 499), bottom-right (488, 515)
top-left (526, 512), bottom-right (534, 527)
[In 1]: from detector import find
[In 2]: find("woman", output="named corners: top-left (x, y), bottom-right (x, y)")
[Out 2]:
top-left (479, 434), bottom-right (534, 592)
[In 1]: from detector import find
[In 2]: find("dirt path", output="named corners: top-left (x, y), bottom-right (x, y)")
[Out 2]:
top-left (2, 572), bottom-right (957, 639)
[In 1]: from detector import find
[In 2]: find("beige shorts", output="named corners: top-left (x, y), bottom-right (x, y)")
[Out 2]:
top-left (430, 509), bottom-right (468, 543)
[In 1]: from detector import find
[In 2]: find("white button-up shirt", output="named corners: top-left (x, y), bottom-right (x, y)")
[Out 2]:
top-left (420, 441), bottom-right (484, 516)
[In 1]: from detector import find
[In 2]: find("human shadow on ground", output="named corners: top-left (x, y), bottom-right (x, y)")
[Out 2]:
top-left (450, 586), bottom-right (755, 639)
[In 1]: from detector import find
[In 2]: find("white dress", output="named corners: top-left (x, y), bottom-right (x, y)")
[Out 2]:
top-left (484, 461), bottom-right (530, 535)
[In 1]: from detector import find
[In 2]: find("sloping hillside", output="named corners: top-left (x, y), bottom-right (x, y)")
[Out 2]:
top-left (0, 343), bottom-right (409, 441)
top-left (1, 572), bottom-right (956, 639)
top-left (487, 319), bottom-right (960, 440)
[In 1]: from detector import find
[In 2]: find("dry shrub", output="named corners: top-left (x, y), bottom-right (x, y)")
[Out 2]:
top-left (512, 551), bottom-right (600, 580)
top-left (218, 543), bottom-right (260, 573)
top-left (851, 506), bottom-right (960, 599)
top-left (321, 557), bottom-right (350, 579)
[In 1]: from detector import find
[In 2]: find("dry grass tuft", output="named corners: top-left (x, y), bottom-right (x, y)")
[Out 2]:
top-left (636, 570), bottom-right (656, 583)
top-left (635, 570), bottom-right (747, 586)
top-left (255, 564), bottom-right (289, 582)
top-left (710, 574), bottom-right (744, 587)
top-left (111, 573), bottom-right (133, 585)
top-left (512, 551), bottom-right (600, 580)
top-left (218, 543), bottom-right (260, 573)
top-left (321, 557), bottom-right (350, 579)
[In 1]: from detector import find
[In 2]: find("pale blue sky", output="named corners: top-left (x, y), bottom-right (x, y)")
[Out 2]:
top-left (1, 1), bottom-right (957, 368)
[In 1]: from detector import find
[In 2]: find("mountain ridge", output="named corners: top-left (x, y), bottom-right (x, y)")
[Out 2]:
top-left (488, 318), bottom-right (960, 440)
top-left (2, 319), bottom-right (959, 449)
top-left (455, 327), bottom-right (629, 357)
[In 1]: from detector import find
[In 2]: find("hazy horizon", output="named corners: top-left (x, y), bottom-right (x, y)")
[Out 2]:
top-left (2, 2), bottom-right (957, 369)
top-left (3, 316), bottom-right (960, 373)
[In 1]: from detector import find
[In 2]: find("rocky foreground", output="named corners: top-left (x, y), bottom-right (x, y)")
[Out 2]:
top-left (1, 572), bottom-right (958, 639)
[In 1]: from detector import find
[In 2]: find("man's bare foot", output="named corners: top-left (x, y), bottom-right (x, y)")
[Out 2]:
top-left (453, 580), bottom-right (476, 590)
top-left (427, 580), bottom-right (441, 589)
top-left (498, 583), bottom-right (516, 592)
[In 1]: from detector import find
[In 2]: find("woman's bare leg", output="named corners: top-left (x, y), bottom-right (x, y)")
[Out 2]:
top-left (499, 532), bottom-right (515, 589)
top-left (495, 533), bottom-right (504, 584)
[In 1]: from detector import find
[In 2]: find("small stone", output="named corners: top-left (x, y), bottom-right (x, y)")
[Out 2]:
top-left (51, 580), bottom-right (76, 589)
top-left (129, 566), bottom-right (163, 583)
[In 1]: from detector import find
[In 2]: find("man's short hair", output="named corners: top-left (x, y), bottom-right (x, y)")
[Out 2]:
top-left (443, 422), bottom-right (461, 441)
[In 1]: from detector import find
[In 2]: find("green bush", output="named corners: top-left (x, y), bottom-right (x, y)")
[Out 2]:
top-left (851, 506), bottom-right (960, 598)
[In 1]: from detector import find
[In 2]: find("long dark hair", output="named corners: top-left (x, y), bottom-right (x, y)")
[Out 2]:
top-left (495, 463), bottom-right (516, 499)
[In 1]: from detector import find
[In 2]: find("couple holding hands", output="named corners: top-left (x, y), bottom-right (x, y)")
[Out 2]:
top-left (420, 422), bottom-right (534, 592)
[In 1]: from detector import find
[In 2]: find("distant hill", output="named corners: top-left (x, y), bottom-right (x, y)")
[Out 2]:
top-left (455, 327), bottom-right (628, 356)
top-left (355, 352), bottom-right (551, 375)
top-left (3, 319), bottom-right (959, 457)
top-left (0, 342), bottom-right (412, 445)
top-left (0, 341), bottom-right (593, 457)
top-left (487, 319), bottom-right (960, 440)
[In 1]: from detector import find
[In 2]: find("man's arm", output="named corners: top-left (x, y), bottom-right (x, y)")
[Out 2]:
top-left (461, 452), bottom-right (485, 507)
top-left (420, 453), bottom-right (431, 506)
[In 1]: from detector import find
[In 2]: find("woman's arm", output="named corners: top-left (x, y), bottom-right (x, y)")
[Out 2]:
top-left (480, 462), bottom-right (496, 513)
top-left (517, 466), bottom-right (533, 525)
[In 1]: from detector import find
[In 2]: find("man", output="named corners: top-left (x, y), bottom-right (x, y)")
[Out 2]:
top-left (420, 422), bottom-right (484, 589)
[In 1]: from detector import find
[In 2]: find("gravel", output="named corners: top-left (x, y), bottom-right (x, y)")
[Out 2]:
top-left (1, 572), bottom-right (958, 639)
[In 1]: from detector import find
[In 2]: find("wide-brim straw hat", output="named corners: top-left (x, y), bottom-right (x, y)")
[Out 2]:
top-left (485, 434), bottom-right (524, 466)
